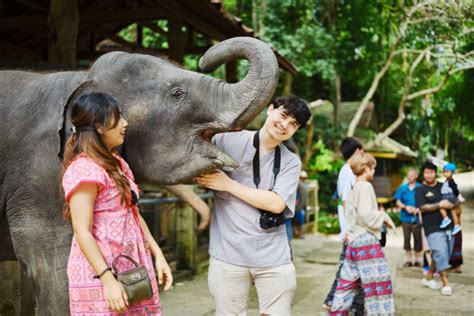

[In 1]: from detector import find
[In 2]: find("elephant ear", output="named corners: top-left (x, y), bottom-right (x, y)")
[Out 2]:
top-left (57, 79), bottom-right (96, 159)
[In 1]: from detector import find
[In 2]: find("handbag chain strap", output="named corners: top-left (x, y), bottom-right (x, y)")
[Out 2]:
top-left (112, 254), bottom-right (139, 273)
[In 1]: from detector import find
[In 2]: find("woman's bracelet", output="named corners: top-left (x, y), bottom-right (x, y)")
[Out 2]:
top-left (93, 267), bottom-right (112, 279)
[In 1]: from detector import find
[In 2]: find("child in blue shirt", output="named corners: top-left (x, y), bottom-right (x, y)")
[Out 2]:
top-left (439, 163), bottom-right (461, 235)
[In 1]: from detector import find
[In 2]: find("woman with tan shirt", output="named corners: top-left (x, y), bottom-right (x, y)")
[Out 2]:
top-left (330, 153), bottom-right (395, 315)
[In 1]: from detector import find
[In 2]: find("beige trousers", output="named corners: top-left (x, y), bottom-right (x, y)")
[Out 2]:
top-left (208, 257), bottom-right (297, 316)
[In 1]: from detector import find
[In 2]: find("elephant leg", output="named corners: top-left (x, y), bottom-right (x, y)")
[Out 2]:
top-left (0, 213), bottom-right (16, 261)
top-left (165, 185), bottom-right (211, 232)
top-left (8, 211), bottom-right (72, 316)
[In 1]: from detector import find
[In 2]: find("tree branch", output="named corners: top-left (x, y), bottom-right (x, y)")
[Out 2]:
top-left (347, 1), bottom-right (450, 136)
top-left (347, 1), bottom-right (468, 137)
top-left (407, 71), bottom-right (451, 101)
top-left (449, 64), bottom-right (474, 75)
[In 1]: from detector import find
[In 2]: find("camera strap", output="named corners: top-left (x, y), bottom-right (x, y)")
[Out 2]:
top-left (252, 130), bottom-right (281, 190)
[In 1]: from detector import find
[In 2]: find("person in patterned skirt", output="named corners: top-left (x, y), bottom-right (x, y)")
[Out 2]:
top-left (61, 92), bottom-right (172, 315)
top-left (330, 153), bottom-right (396, 315)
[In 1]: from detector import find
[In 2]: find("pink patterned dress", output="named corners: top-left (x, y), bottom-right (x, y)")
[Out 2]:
top-left (62, 154), bottom-right (162, 315)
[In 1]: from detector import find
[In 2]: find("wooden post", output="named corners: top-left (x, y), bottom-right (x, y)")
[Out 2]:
top-left (167, 17), bottom-right (186, 64)
top-left (225, 61), bottom-right (238, 83)
top-left (48, 0), bottom-right (79, 67)
top-left (136, 24), bottom-right (143, 48)
top-left (176, 199), bottom-right (197, 272)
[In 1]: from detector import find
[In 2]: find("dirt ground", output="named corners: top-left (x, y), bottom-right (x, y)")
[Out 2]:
top-left (160, 172), bottom-right (474, 315)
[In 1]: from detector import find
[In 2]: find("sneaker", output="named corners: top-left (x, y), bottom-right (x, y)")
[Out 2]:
top-left (422, 278), bottom-right (442, 290)
top-left (452, 225), bottom-right (462, 235)
top-left (440, 217), bottom-right (452, 229)
top-left (441, 285), bottom-right (453, 295)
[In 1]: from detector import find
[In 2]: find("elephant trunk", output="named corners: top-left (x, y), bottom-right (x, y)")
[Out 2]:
top-left (199, 37), bottom-right (279, 129)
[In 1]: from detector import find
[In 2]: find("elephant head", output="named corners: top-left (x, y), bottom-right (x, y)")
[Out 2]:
top-left (67, 37), bottom-right (278, 184)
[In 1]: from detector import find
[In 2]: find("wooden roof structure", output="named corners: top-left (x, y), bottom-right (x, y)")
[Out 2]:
top-left (365, 137), bottom-right (418, 161)
top-left (0, 0), bottom-right (297, 74)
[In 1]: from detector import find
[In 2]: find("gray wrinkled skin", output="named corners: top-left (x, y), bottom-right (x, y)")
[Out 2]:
top-left (0, 37), bottom-right (278, 315)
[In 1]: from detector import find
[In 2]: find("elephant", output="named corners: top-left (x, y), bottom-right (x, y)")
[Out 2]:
top-left (0, 37), bottom-right (278, 315)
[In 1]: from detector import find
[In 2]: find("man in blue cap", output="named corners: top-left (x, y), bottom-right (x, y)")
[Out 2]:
top-left (416, 161), bottom-right (458, 296)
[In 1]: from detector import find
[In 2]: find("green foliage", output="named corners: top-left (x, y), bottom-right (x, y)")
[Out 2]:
top-left (117, 0), bottom-right (473, 168)
top-left (317, 211), bottom-right (340, 234)
top-left (303, 137), bottom-right (344, 214)
top-left (387, 210), bottom-right (401, 227)
top-left (308, 139), bottom-right (338, 173)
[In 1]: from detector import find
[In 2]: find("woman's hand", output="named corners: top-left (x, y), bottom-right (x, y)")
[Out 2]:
top-left (385, 215), bottom-right (396, 230)
top-left (103, 274), bottom-right (128, 312)
top-left (406, 206), bottom-right (416, 214)
top-left (155, 256), bottom-right (173, 291)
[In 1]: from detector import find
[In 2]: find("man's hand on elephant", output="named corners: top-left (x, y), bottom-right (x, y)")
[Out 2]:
top-left (155, 256), bottom-right (173, 291)
top-left (439, 200), bottom-right (454, 209)
top-left (195, 171), bottom-right (234, 191)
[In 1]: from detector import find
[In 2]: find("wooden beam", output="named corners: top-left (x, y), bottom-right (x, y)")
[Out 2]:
top-left (0, 7), bottom-right (168, 31)
top-left (80, 7), bottom-right (168, 24)
top-left (17, 0), bottom-right (48, 12)
top-left (168, 16), bottom-right (186, 64)
top-left (156, 0), bottom-right (226, 41)
top-left (78, 44), bottom-right (210, 61)
top-left (139, 21), bottom-right (167, 37)
top-left (48, 0), bottom-right (79, 67)
top-left (92, 46), bottom-right (166, 56)
top-left (0, 15), bottom-right (46, 31)
top-left (0, 42), bottom-right (41, 61)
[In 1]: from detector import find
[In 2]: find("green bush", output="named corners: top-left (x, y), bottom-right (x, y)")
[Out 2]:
top-left (317, 209), bottom-right (401, 235)
top-left (386, 210), bottom-right (401, 227)
top-left (317, 211), bottom-right (340, 234)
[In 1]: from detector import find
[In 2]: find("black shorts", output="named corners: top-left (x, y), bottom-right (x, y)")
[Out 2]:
top-left (401, 222), bottom-right (422, 252)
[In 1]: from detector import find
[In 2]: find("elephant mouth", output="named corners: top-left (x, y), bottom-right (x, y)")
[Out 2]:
top-left (198, 125), bottom-right (239, 170)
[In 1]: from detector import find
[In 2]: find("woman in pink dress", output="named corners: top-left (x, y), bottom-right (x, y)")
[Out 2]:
top-left (61, 92), bottom-right (172, 315)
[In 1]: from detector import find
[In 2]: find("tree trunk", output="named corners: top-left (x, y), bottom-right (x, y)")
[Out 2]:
top-left (251, 0), bottom-right (257, 34)
top-left (283, 72), bottom-right (293, 96)
top-left (302, 121), bottom-right (314, 170)
top-left (251, 0), bottom-right (265, 36)
top-left (258, 0), bottom-right (265, 37)
top-left (444, 126), bottom-right (449, 157)
top-left (48, 0), bottom-right (79, 67)
top-left (236, 0), bottom-right (244, 16)
top-left (347, 49), bottom-right (397, 136)
top-left (333, 74), bottom-right (341, 127)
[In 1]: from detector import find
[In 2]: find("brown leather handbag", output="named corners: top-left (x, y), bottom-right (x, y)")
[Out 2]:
top-left (112, 254), bottom-right (153, 305)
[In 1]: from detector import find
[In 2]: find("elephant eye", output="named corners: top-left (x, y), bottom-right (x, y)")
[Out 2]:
top-left (171, 87), bottom-right (186, 99)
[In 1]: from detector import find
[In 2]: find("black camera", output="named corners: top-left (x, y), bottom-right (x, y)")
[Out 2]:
top-left (259, 211), bottom-right (286, 229)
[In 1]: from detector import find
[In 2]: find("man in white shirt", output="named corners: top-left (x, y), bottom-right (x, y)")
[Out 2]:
top-left (196, 96), bottom-right (311, 315)
top-left (323, 137), bottom-right (365, 315)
